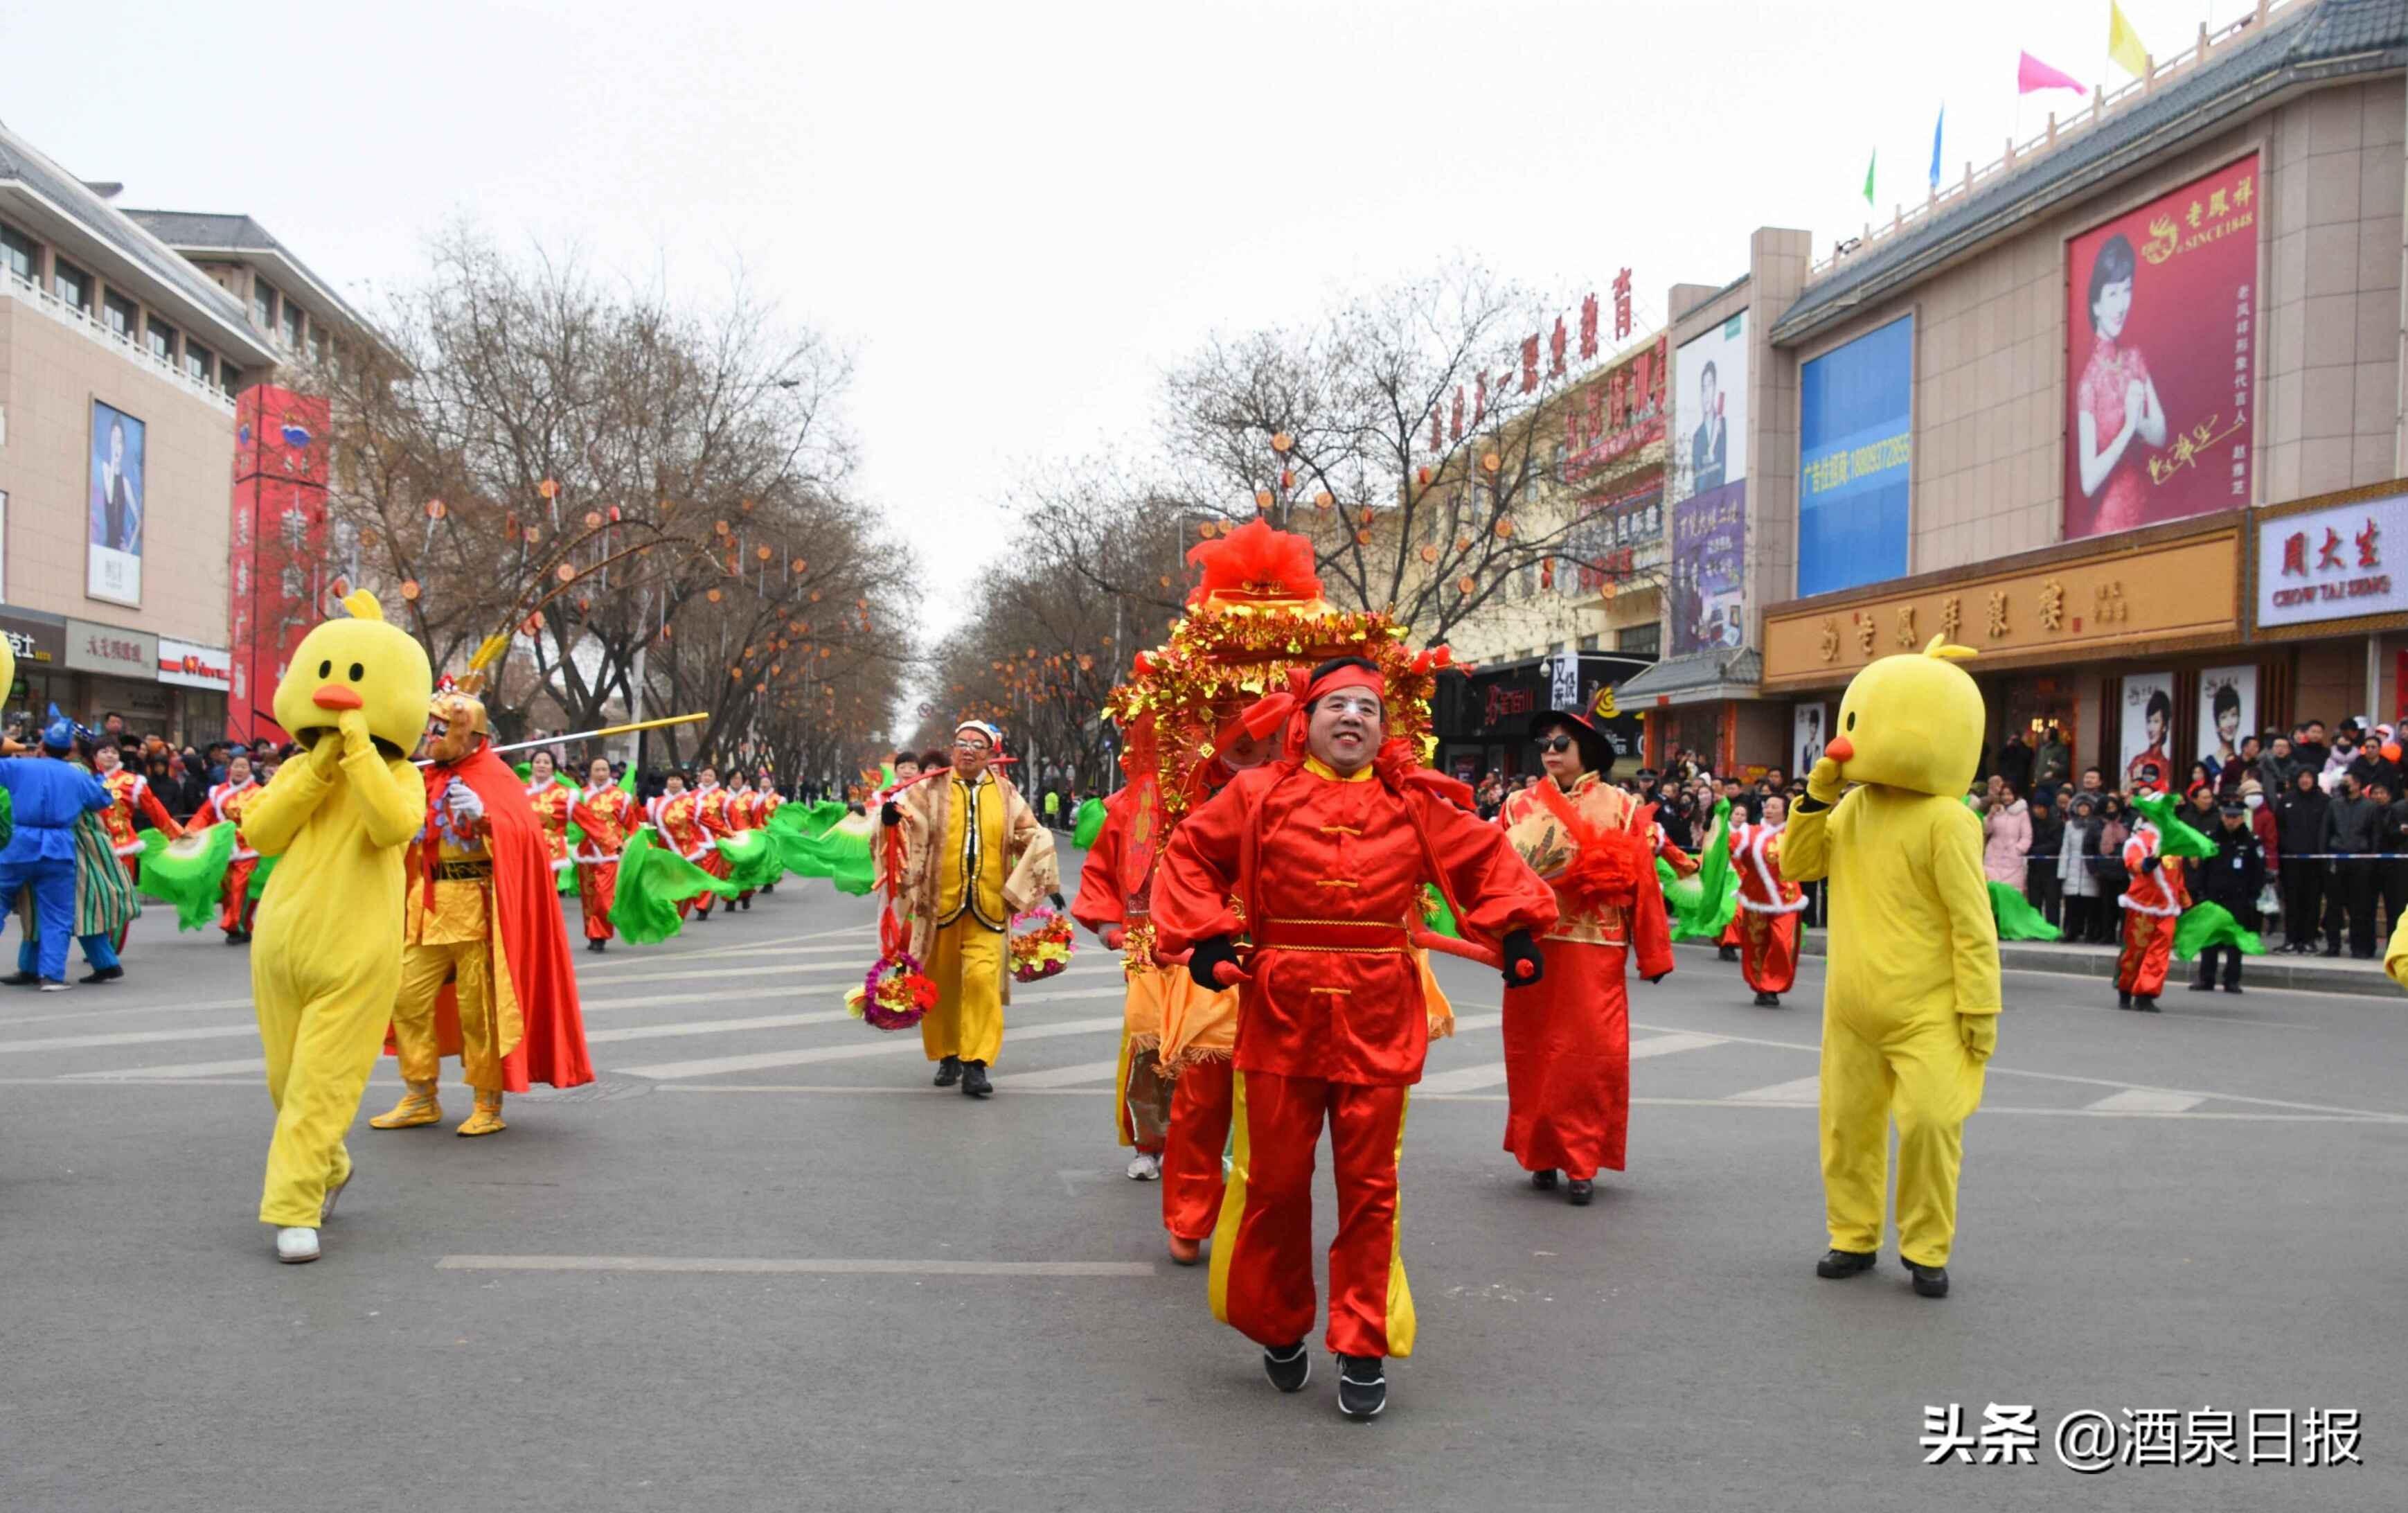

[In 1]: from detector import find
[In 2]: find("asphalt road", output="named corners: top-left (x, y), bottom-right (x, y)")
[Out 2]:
top-left (2, 849), bottom-right (2402, 1511)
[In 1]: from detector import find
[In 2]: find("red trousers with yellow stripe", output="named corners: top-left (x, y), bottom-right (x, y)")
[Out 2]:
top-left (1161, 1057), bottom-right (1233, 1241)
top-left (1209, 1070), bottom-right (1415, 1359)
top-left (2117, 907), bottom-right (2175, 997)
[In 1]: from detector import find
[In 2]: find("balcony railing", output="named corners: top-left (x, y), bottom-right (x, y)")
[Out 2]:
top-left (1809, 0), bottom-right (2310, 283)
top-left (1, 265), bottom-right (238, 411)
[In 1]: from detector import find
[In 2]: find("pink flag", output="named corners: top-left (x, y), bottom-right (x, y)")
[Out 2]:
top-left (2017, 51), bottom-right (2086, 94)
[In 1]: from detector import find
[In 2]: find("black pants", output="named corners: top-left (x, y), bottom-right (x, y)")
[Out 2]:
top-left (2326, 860), bottom-right (2377, 957)
top-left (2026, 865), bottom-right (2063, 926)
top-left (2283, 865), bottom-right (2324, 949)
top-left (2061, 894), bottom-right (2097, 944)
top-left (2380, 860), bottom-right (2408, 942)
top-left (2195, 943), bottom-right (2245, 988)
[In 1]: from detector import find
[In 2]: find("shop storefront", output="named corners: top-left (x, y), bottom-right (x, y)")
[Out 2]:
top-left (1433, 650), bottom-right (1651, 783)
top-left (64, 617), bottom-right (165, 736)
top-left (2249, 481), bottom-right (2408, 741)
top-left (0, 605), bottom-right (70, 732)
top-left (158, 637), bottom-right (232, 744)
top-left (1762, 514), bottom-right (2248, 786)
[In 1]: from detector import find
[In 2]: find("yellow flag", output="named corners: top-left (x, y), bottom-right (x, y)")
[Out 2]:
top-left (2108, 1), bottom-right (2150, 79)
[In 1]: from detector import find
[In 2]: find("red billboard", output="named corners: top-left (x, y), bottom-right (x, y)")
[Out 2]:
top-left (2063, 154), bottom-right (2258, 540)
top-left (229, 386), bottom-right (333, 743)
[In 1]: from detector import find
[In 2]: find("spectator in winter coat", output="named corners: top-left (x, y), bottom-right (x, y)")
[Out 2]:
top-left (2218, 736), bottom-right (2263, 799)
top-left (2346, 732), bottom-right (2402, 801)
top-left (2059, 795), bottom-right (2107, 943)
top-left (2026, 794), bottom-right (2066, 926)
top-left (2257, 735), bottom-right (2299, 794)
top-left (1995, 732), bottom-right (2034, 797)
top-left (2371, 779), bottom-right (2408, 944)
top-left (2239, 777), bottom-right (2278, 876)
top-left (2191, 801), bottom-right (2265, 993)
top-left (2322, 773), bottom-right (2381, 958)
top-left (2321, 722), bottom-right (2363, 790)
top-left (2273, 768), bottom-right (2330, 953)
top-left (2033, 727), bottom-right (2071, 805)
top-left (1982, 788), bottom-right (2031, 886)
top-left (2292, 721), bottom-right (2331, 779)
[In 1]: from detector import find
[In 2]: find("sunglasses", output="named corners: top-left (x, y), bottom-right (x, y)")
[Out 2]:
top-left (1538, 735), bottom-right (1578, 754)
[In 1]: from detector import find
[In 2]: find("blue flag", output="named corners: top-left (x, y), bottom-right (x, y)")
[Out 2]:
top-left (1929, 107), bottom-right (1944, 193)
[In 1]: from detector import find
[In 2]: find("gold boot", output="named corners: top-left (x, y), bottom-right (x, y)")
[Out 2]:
top-left (368, 1079), bottom-right (443, 1129)
top-left (456, 1090), bottom-right (507, 1137)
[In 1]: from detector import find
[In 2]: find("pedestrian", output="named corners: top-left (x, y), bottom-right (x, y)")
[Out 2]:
top-left (1981, 784), bottom-right (2030, 887)
top-left (2348, 729), bottom-right (2402, 800)
top-left (2033, 725), bottom-right (2071, 807)
top-left (2190, 799), bottom-right (2264, 994)
top-left (2294, 720), bottom-right (2330, 778)
top-left (1994, 729), bottom-right (2033, 797)
top-left (2094, 796), bottom-right (2131, 944)
top-left (1043, 785), bottom-right (1062, 830)
top-left (2258, 734), bottom-right (2299, 794)
top-left (2217, 735), bottom-right (2263, 799)
top-left (2274, 767), bottom-right (2329, 953)
top-left (2025, 788), bottom-right (2064, 927)
top-left (2372, 779), bottom-right (2408, 940)
top-left (2322, 771), bottom-right (2379, 957)
top-left (2060, 793), bottom-right (2103, 943)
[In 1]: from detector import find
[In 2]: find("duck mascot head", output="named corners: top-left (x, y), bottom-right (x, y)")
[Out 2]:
top-left (272, 590), bottom-right (434, 758)
top-left (1820, 635), bottom-right (1983, 799)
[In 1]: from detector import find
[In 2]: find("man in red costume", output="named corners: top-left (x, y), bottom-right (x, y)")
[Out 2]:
top-left (1499, 709), bottom-right (1671, 1205)
top-left (2116, 795), bottom-right (2188, 1011)
top-left (571, 756), bottom-right (641, 952)
top-left (370, 687), bottom-right (592, 1136)
top-left (1729, 793), bottom-right (1806, 1007)
top-left (1153, 655), bottom-right (1556, 1420)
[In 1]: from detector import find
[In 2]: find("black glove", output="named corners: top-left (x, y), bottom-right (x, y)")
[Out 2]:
top-left (1500, 928), bottom-right (1545, 987)
top-left (1050, 891), bottom-right (1067, 911)
top-left (1188, 935), bottom-right (1242, 993)
top-left (2140, 853), bottom-right (2161, 873)
top-left (880, 801), bottom-right (901, 827)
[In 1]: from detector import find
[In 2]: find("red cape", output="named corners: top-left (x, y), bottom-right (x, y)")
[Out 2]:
top-left (386, 743), bottom-right (594, 1090)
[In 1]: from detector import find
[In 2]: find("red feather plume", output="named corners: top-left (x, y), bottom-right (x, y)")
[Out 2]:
top-left (1186, 519), bottom-right (1323, 606)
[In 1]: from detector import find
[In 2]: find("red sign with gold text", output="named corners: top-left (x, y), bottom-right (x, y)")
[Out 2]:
top-left (2063, 155), bottom-right (2257, 540)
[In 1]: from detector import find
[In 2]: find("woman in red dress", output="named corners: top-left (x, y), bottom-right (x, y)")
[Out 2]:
top-left (2073, 232), bottom-right (2168, 538)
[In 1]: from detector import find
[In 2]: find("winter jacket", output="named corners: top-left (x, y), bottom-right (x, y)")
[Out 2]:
top-left (2378, 798), bottom-right (2408, 856)
top-left (2274, 786), bottom-right (2330, 857)
top-left (2026, 806), bottom-right (2066, 878)
top-left (1994, 741), bottom-right (2034, 796)
top-left (2251, 804), bottom-right (2280, 874)
top-left (2060, 818), bottom-right (2103, 897)
top-left (2346, 752), bottom-right (2402, 800)
top-left (2195, 826), bottom-right (2265, 912)
top-left (1982, 800), bottom-right (2031, 885)
top-left (2033, 741), bottom-right (2071, 791)
top-left (2325, 793), bottom-right (2380, 857)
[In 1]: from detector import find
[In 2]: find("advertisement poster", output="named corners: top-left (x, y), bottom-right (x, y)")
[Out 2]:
top-left (2255, 492), bottom-right (2408, 628)
top-left (2120, 671), bottom-right (2176, 791)
top-left (2064, 154), bottom-right (2258, 541)
top-left (1798, 315), bottom-right (1912, 597)
top-left (1674, 310), bottom-right (1748, 502)
top-left (1566, 481), bottom-right (1662, 592)
top-left (1793, 702), bottom-right (1828, 778)
top-left (1670, 480), bottom-right (1747, 655)
top-left (2197, 665), bottom-right (2256, 775)
top-left (87, 399), bottom-right (145, 605)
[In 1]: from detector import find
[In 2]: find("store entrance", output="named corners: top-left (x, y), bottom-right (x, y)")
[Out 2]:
top-left (1990, 675), bottom-right (2079, 792)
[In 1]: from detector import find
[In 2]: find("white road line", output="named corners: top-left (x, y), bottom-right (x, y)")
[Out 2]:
top-left (586, 1010), bottom-right (855, 1045)
top-left (1726, 1074), bottom-right (1823, 1104)
top-left (1409, 1095), bottom-right (2395, 1121)
top-left (1629, 1032), bottom-right (1728, 1059)
top-left (0, 1023), bottom-right (260, 1056)
top-left (436, 1255), bottom-right (1156, 1277)
top-left (1416, 1061), bottom-right (1508, 1093)
top-left (991, 1058), bottom-right (1124, 1089)
top-left (2084, 1088), bottom-right (2206, 1113)
top-left (660, 1084), bottom-right (1116, 1097)
top-left (1447, 1012), bottom-right (1502, 1034)
top-left (616, 1014), bottom-right (1125, 1079)
top-left (64, 1056), bottom-right (265, 1081)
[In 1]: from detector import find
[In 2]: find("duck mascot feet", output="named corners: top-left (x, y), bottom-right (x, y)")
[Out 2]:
top-left (1780, 637), bottom-right (1999, 1300)
top-left (242, 592), bottom-right (434, 1264)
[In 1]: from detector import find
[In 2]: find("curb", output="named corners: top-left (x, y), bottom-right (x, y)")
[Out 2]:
top-left (1676, 932), bottom-right (2400, 999)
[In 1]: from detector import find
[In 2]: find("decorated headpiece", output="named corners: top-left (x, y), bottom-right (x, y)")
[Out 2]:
top-left (955, 718), bottom-right (1004, 750)
top-left (424, 682), bottom-right (490, 766)
top-left (40, 704), bottom-right (80, 753)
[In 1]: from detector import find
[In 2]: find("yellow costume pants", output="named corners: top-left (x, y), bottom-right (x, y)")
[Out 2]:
top-left (921, 920), bottom-right (1005, 1065)
top-left (1819, 1007), bottom-right (1987, 1267)
top-left (392, 939), bottom-right (503, 1092)
top-left (253, 932), bottom-right (405, 1228)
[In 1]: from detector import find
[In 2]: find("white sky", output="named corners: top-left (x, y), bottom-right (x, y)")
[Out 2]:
top-left (2, 0), bottom-right (2266, 637)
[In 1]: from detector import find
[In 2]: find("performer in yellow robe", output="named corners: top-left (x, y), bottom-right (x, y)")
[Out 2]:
top-left (1780, 637), bottom-right (1999, 1300)
top-left (240, 591), bottom-right (433, 1263)
top-left (881, 719), bottom-right (1059, 1098)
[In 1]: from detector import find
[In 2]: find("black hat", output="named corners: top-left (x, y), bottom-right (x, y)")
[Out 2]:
top-left (1529, 709), bottom-right (1616, 775)
top-left (2218, 799), bottom-right (2246, 815)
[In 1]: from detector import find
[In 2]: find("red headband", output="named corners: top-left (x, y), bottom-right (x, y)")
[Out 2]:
top-left (1303, 665), bottom-right (1385, 706)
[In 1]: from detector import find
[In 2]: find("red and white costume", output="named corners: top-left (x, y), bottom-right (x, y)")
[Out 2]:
top-left (100, 766), bottom-right (183, 881)
top-left (524, 778), bottom-right (574, 876)
top-left (1729, 817), bottom-right (1806, 996)
top-left (650, 788), bottom-right (723, 919)
top-left (190, 777), bottom-right (260, 932)
top-left (2116, 822), bottom-right (2188, 998)
top-left (1152, 689), bottom-right (1556, 1361)
top-left (1499, 772), bottom-right (1673, 1183)
top-left (570, 783), bottom-right (642, 941)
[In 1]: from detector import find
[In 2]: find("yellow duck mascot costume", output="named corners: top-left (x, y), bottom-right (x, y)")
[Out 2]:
top-left (242, 591), bottom-right (433, 1263)
top-left (1780, 635), bottom-right (1999, 1300)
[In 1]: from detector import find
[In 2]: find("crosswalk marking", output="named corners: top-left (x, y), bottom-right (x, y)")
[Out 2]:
top-left (1727, 1074), bottom-right (1823, 1104)
top-left (2084, 1088), bottom-right (2205, 1113)
top-left (1444, 1012), bottom-right (1502, 1035)
top-left (1416, 1062), bottom-right (1508, 1093)
top-left (1629, 1032), bottom-right (1727, 1059)
top-left (587, 1010), bottom-right (854, 1045)
top-left (617, 1014), bottom-right (1125, 1079)
top-left (992, 1058), bottom-right (1123, 1089)
top-left (64, 1056), bottom-right (266, 1081)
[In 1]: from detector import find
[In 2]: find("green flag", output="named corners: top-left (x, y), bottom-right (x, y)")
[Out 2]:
top-left (1863, 150), bottom-right (1876, 206)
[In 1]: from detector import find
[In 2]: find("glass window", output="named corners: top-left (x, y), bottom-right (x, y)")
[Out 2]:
top-left (1577, 633), bottom-right (1600, 651)
top-left (102, 290), bottom-right (136, 339)
top-left (185, 339), bottom-right (213, 384)
top-left (312, 326), bottom-right (328, 368)
top-left (1616, 623), bottom-right (1661, 657)
top-left (251, 277), bottom-right (275, 330)
top-left (282, 301), bottom-right (302, 351)
top-left (220, 360), bottom-right (240, 397)
top-left (0, 221), bottom-right (32, 284)
top-left (53, 260), bottom-right (89, 312)
top-left (146, 316), bottom-right (177, 364)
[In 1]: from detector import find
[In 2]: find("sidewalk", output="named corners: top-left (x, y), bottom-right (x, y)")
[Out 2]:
top-left (1686, 930), bottom-right (2401, 998)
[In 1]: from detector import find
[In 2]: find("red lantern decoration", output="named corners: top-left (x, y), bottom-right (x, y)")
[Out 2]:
top-left (425, 499), bottom-right (447, 520)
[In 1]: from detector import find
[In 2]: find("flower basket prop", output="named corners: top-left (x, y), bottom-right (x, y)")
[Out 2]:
top-left (846, 951), bottom-right (938, 1032)
top-left (1009, 905), bottom-right (1076, 982)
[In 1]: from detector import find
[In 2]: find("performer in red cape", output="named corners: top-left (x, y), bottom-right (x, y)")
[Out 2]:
top-left (570, 756), bottom-right (641, 952)
top-left (1498, 709), bottom-right (1672, 1204)
top-left (371, 686), bottom-right (591, 1137)
top-left (1729, 793), bottom-right (1805, 1006)
top-left (1153, 653), bottom-right (1555, 1421)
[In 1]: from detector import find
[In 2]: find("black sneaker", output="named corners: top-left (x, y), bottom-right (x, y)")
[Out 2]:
top-left (1528, 1168), bottom-right (1558, 1191)
top-left (1902, 1257), bottom-right (1950, 1298)
top-left (2222, 983), bottom-right (2244, 994)
top-left (1816, 1247), bottom-right (1878, 1278)
top-left (2187, 980), bottom-right (2215, 992)
top-left (932, 1055), bottom-right (962, 1088)
top-left (2116, 991), bottom-right (2133, 1009)
top-left (1566, 1178), bottom-right (1594, 1206)
top-left (1263, 1342), bottom-right (1310, 1393)
top-left (1336, 1354), bottom-right (1386, 1419)
top-left (961, 1061), bottom-right (992, 1098)
top-left (587, 938), bottom-right (606, 953)
top-left (1717, 946), bottom-right (1739, 962)
top-left (0, 971), bottom-right (37, 987)
top-left (2134, 997), bottom-right (2159, 1012)
top-left (1753, 991), bottom-right (1781, 1007)
top-left (78, 965), bottom-right (123, 985)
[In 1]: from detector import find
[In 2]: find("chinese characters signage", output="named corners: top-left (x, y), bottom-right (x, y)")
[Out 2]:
top-left (1671, 481), bottom-right (1747, 656)
top-left (64, 617), bottom-right (159, 680)
top-left (2254, 493), bottom-right (2408, 628)
top-left (2064, 154), bottom-right (2258, 541)
top-left (1565, 481), bottom-right (1662, 591)
top-left (1798, 315), bottom-right (1913, 596)
top-left (158, 637), bottom-right (233, 691)
top-left (1564, 335), bottom-right (1668, 483)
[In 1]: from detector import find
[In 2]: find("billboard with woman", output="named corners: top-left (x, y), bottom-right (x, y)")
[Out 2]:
top-left (2064, 155), bottom-right (2258, 541)
top-left (88, 399), bottom-right (146, 605)
top-left (2120, 672), bottom-right (2176, 793)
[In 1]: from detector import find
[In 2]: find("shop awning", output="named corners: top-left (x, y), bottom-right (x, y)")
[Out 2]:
top-left (1614, 648), bottom-right (1761, 707)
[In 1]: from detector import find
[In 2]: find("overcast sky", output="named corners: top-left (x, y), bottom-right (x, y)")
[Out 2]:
top-left (3, 0), bottom-right (2264, 635)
